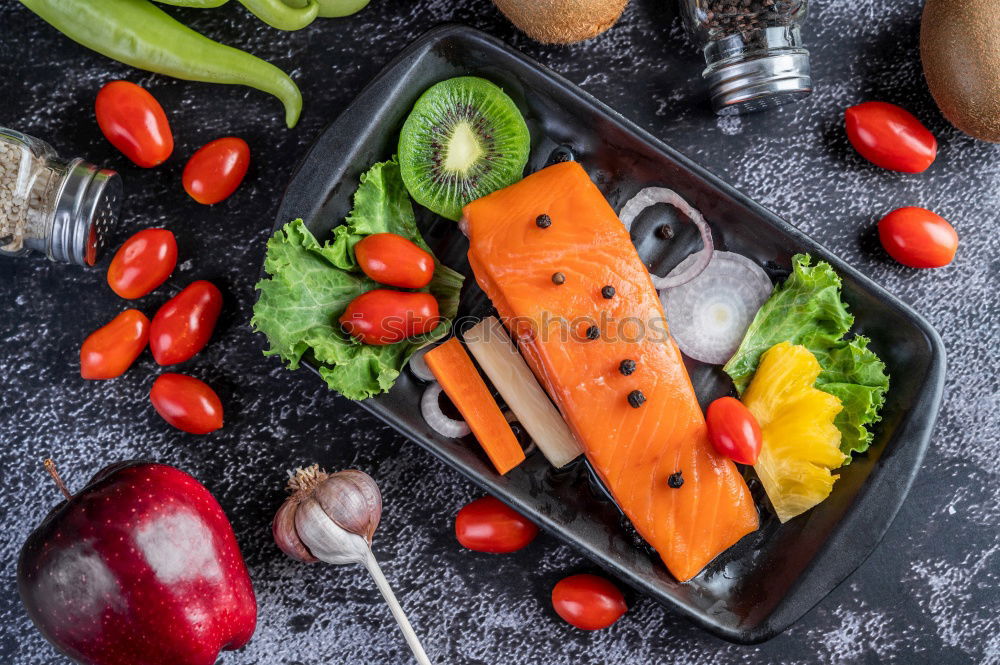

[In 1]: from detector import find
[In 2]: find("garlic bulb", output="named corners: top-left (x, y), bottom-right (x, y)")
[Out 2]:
top-left (273, 465), bottom-right (431, 665)
top-left (273, 466), bottom-right (381, 563)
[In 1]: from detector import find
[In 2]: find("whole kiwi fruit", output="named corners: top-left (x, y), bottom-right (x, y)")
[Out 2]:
top-left (921, 0), bottom-right (1000, 142)
top-left (493, 0), bottom-right (629, 44)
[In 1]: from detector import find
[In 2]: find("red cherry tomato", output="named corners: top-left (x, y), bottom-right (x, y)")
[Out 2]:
top-left (355, 233), bottom-right (435, 289)
top-left (182, 137), bottom-right (251, 205)
top-left (455, 496), bottom-right (539, 553)
top-left (107, 229), bottom-right (178, 299)
top-left (551, 574), bottom-right (627, 631)
top-left (706, 396), bottom-right (763, 466)
top-left (878, 207), bottom-right (958, 269)
top-left (95, 81), bottom-right (173, 168)
top-left (339, 290), bottom-right (440, 345)
top-left (150, 373), bottom-right (223, 434)
top-left (150, 280), bottom-right (223, 365)
top-left (80, 309), bottom-right (150, 379)
top-left (845, 101), bottom-right (937, 173)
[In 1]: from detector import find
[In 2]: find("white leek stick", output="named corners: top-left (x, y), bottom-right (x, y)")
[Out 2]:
top-left (464, 317), bottom-right (583, 468)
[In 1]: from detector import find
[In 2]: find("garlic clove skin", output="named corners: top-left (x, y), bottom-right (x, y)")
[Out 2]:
top-left (272, 498), bottom-right (319, 563)
top-left (294, 497), bottom-right (371, 566)
top-left (314, 470), bottom-right (382, 544)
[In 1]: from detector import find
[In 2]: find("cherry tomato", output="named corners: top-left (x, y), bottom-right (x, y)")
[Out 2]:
top-left (845, 101), bottom-right (937, 173)
top-left (95, 81), bottom-right (173, 168)
top-left (80, 309), bottom-right (150, 380)
top-left (182, 137), bottom-right (251, 205)
top-left (355, 233), bottom-right (434, 289)
top-left (706, 397), bottom-right (763, 465)
top-left (150, 280), bottom-right (223, 365)
top-left (339, 290), bottom-right (440, 345)
top-left (150, 373), bottom-right (223, 434)
top-left (455, 496), bottom-right (539, 553)
top-left (878, 207), bottom-right (958, 269)
top-left (107, 229), bottom-right (178, 299)
top-left (551, 574), bottom-right (627, 631)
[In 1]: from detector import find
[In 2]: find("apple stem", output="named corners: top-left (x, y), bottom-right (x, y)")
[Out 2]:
top-left (44, 459), bottom-right (72, 500)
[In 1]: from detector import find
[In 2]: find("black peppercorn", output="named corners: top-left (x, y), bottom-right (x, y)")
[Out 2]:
top-left (551, 272), bottom-right (566, 285)
top-left (601, 285), bottom-right (616, 299)
top-left (627, 389), bottom-right (645, 408)
top-left (585, 325), bottom-right (600, 340)
top-left (657, 224), bottom-right (674, 240)
top-left (668, 471), bottom-right (684, 489)
top-left (619, 359), bottom-right (636, 376)
top-left (535, 214), bottom-right (552, 229)
top-left (699, 0), bottom-right (791, 40)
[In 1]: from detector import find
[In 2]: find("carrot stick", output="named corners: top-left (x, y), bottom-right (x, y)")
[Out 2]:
top-left (424, 338), bottom-right (525, 475)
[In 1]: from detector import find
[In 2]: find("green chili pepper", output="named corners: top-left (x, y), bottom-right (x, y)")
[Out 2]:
top-left (156, 0), bottom-right (322, 30)
top-left (237, 0), bottom-right (319, 30)
top-left (20, 0), bottom-right (303, 128)
top-left (153, 0), bottom-right (230, 7)
top-left (285, 0), bottom-right (369, 18)
top-left (317, 0), bottom-right (370, 17)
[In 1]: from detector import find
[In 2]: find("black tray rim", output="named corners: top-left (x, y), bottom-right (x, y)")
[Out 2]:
top-left (264, 24), bottom-right (947, 644)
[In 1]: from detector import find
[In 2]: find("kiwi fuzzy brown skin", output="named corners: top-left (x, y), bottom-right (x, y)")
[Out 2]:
top-left (921, 0), bottom-right (1000, 143)
top-left (493, 0), bottom-right (629, 45)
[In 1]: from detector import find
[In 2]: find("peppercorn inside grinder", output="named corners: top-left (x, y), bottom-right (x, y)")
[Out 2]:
top-left (679, 0), bottom-right (812, 114)
top-left (0, 127), bottom-right (122, 266)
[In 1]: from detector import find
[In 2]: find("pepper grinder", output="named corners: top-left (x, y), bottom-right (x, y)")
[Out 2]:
top-left (679, 0), bottom-right (812, 114)
top-left (0, 127), bottom-right (122, 266)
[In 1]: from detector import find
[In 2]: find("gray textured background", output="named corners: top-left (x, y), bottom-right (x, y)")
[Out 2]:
top-left (1, 0), bottom-right (998, 663)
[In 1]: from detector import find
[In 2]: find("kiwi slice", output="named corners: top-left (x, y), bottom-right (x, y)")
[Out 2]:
top-left (398, 76), bottom-right (530, 221)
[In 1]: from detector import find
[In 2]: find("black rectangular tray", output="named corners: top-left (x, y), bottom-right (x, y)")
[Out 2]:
top-left (269, 25), bottom-right (945, 644)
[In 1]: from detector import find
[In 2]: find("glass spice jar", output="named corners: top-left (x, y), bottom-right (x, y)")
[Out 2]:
top-left (680, 0), bottom-right (812, 114)
top-left (0, 127), bottom-right (121, 266)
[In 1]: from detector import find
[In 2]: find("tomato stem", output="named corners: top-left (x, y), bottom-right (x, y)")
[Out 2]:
top-left (43, 459), bottom-right (72, 500)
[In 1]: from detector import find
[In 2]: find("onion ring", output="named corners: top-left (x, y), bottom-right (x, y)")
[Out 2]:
top-left (619, 187), bottom-right (715, 290)
top-left (503, 409), bottom-right (537, 456)
top-left (660, 251), bottom-right (773, 365)
top-left (408, 345), bottom-right (436, 382)
top-left (420, 383), bottom-right (471, 438)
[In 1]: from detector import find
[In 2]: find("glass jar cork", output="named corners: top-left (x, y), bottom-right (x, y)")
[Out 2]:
top-left (680, 0), bottom-right (812, 114)
top-left (0, 128), bottom-right (122, 266)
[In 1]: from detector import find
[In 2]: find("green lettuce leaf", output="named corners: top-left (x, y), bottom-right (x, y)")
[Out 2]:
top-left (723, 254), bottom-right (889, 457)
top-left (251, 158), bottom-right (464, 401)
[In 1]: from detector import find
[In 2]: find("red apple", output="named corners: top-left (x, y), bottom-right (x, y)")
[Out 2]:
top-left (18, 461), bottom-right (257, 665)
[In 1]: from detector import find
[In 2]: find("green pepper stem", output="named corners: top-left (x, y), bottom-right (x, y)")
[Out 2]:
top-left (282, 0), bottom-right (369, 17)
top-left (237, 0), bottom-right (319, 31)
top-left (152, 0), bottom-right (230, 7)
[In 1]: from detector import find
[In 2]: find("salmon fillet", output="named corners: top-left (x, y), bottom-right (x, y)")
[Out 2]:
top-left (462, 161), bottom-right (758, 581)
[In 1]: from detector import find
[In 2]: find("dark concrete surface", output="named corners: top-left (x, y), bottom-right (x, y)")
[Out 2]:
top-left (1, 0), bottom-right (997, 663)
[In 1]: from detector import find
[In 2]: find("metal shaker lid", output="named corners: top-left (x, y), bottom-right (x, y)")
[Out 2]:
top-left (49, 159), bottom-right (122, 266)
top-left (707, 51), bottom-right (812, 114)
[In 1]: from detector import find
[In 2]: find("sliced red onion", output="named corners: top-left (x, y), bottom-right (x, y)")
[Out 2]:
top-left (409, 345), bottom-right (436, 382)
top-left (660, 251), bottom-right (773, 365)
top-left (619, 187), bottom-right (715, 290)
top-left (421, 383), bottom-right (471, 438)
top-left (502, 409), bottom-right (537, 456)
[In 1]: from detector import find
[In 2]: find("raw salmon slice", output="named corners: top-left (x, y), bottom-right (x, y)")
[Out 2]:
top-left (462, 161), bottom-right (759, 581)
